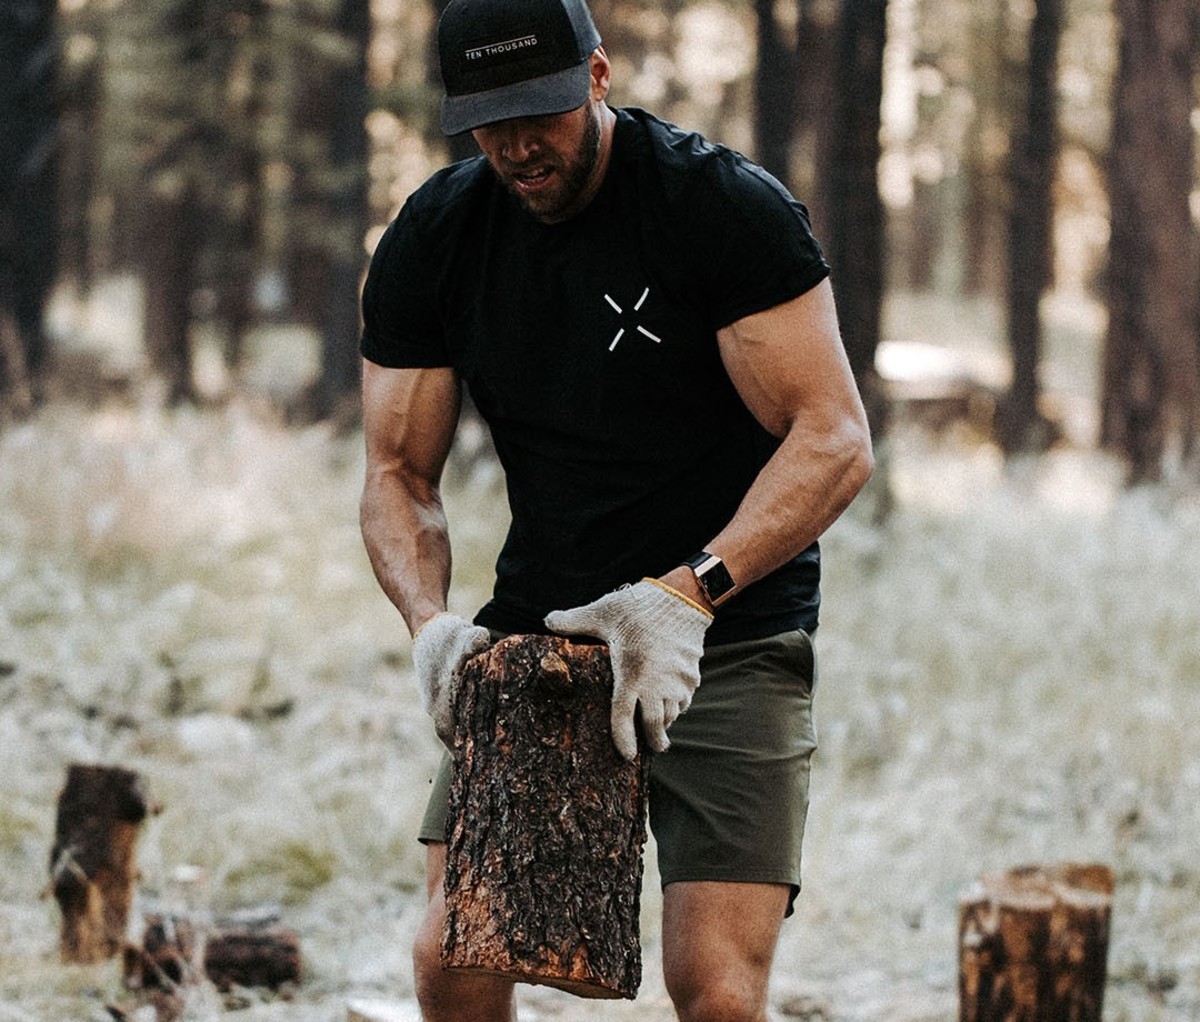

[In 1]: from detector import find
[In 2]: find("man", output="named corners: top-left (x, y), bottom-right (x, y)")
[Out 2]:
top-left (359, 0), bottom-right (873, 1018)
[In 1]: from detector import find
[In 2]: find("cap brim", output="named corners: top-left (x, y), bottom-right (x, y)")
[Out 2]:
top-left (441, 60), bottom-right (592, 136)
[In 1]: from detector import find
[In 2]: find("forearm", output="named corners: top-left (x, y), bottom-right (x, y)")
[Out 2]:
top-left (360, 466), bottom-right (453, 636)
top-left (660, 417), bottom-right (873, 606)
top-left (360, 362), bottom-right (463, 636)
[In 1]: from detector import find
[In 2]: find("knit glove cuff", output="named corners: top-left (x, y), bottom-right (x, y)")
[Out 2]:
top-left (412, 613), bottom-right (491, 748)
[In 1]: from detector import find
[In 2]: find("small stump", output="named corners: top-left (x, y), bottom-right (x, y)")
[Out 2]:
top-left (441, 634), bottom-right (650, 999)
top-left (49, 763), bottom-right (152, 963)
top-left (959, 863), bottom-right (1114, 1022)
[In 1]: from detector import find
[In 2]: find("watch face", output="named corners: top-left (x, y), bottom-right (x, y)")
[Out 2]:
top-left (697, 558), bottom-right (736, 601)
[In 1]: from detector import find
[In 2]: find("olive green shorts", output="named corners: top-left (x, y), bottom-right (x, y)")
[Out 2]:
top-left (418, 628), bottom-right (818, 914)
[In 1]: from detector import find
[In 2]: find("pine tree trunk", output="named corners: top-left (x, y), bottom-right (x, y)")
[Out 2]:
top-left (821, 0), bottom-right (889, 434)
top-left (959, 863), bottom-right (1113, 1022)
top-left (0, 0), bottom-right (59, 400)
top-left (754, 0), bottom-right (797, 187)
top-left (142, 184), bottom-right (199, 405)
top-left (49, 764), bottom-right (152, 963)
top-left (998, 0), bottom-right (1063, 454)
top-left (319, 0), bottom-right (370, 420)
top-left (1101, 0), bottom-right (1200, 482)
top-left (793, 0), bottom-right (837, 234)
top-left (442, 635), bottom-right (650, 1000)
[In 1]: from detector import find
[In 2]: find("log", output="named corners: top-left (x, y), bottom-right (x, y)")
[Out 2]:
top-left (49, 763), bottom-right (152, 963)
top-left (959, 863), bottom-right (1114, 1022)
top-left (125, 913), bottom-right (301, 992)
top-left (442, 634), bottom-right (650, 1000)
top-left (204, 927), bottom-right (302, 991)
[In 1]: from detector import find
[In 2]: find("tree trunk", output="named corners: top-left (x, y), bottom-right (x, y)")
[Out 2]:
top-left (793, 0), bottom-right (837, 236)
top-left (820, 0), bottom-right (889, 434)
top-left (58, 33), bottom-right (99, 293)
top-left (961, 0), bottom-right (1015, 300)
top-left (1101, 0), bottom-right (1200, 482)
top-left (0, 0), bottom-right (59, 402)
top-left (754, 0), bottom-right (797, 187)
top-left (0, 310), bottom-right (34, 415)
top-left (442, 635), bottom-right (650, 1000)
top-left (959, 863), bottom-right (1114, 1022)
top-left (49, 764), bottom-right (153, 963)
top-left (292, 0), bottom-right (370, 422)
top-left (998, 0), bottom-right (1063, 454)
top-left (142, 182), bottom-right (200, 404)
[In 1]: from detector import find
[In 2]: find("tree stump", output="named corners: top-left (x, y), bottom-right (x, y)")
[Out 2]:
top-left (442, 634), bottom-right (650, 1000)
top-left (49, 763), bottom-right (152, 963)
top-left (959, 863), bottom-right (1114, 1022)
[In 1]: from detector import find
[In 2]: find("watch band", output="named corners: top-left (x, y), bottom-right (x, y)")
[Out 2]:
top-left (682, 551), bottom-right (737, 608)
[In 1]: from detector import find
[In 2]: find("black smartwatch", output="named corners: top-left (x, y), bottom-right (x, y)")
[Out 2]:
top-left (682, 551), bottom-right (737, 608)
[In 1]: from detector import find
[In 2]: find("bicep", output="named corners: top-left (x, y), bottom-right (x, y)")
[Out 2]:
top-left (361, 359), bottom-right (462, 488)
top-left (716, 279), bottom-right (865, 439)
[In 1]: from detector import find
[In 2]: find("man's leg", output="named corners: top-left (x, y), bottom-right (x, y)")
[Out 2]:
top-left (661, 880), bottom-right (790, 1022)
top-left (412, 842), bottom-right (518, 1021)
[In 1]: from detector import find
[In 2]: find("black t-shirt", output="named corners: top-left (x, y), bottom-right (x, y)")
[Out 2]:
top-left (361, 107), bottom-right (831, 643)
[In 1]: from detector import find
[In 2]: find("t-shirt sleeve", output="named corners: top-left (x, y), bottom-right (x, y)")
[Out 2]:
top-left (690, 155), bottom-right (830, 331)
top-left (359, 201), bottom-right (452, 368)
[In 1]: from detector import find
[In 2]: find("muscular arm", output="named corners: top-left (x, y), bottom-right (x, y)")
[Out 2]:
top-left (360, 359), bottom-right (462, 636)
top-left (659, 279), bottom-right (874, 605)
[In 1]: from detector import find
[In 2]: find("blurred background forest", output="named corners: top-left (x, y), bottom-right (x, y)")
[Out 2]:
top-left (1, 0), bottom-right (1198, 480)
top-left (3, 2), bottom-right (1200, 1021)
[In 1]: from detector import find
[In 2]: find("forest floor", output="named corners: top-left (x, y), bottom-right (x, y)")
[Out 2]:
top-left (2, 289), bottom-right (1199, 1021)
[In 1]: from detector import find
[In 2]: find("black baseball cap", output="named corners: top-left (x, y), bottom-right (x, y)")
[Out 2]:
top-left (437, 0), bottom-right (602, 136)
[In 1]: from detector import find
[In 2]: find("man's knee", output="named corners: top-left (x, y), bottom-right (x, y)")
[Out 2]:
top-left (661, 881), bottom-right (786, 1022)
top-left (413, 843), bottom-right (516, 1022)
top-left (666, 962), bottom-right (771, 1022)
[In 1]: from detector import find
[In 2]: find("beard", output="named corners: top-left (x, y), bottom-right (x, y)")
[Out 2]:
top-left (490, 105), bottom-right (604, 224)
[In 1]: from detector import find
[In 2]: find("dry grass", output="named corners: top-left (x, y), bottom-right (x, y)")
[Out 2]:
top-left (2, 294), bottom-right (1198, 1019)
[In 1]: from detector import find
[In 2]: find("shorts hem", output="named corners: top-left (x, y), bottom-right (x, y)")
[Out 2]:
top-left (658, 871), bottom-right (803, 918)
top-left (658, 871), bottom-right (800, 890)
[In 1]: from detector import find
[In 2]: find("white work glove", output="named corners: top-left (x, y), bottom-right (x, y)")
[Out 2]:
top-left (411, 613), bottom-right (491, 748)
top-left (545, 579), bottom-right (713, 761)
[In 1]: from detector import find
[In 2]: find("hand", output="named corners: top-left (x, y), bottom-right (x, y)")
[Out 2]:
top-left (545, 579), bottom-right (713, 760)
top-left (411, 613), bottom-right (492, 748)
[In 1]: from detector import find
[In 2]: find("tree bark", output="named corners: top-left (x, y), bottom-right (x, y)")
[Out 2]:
top-left (820, 0), bottom-right (889, 434)
top-left (442, 634), bottom-right (650, 1000)
top-left (962, 1), bottom-right (1019, 300)
top-left (793, 0), bottom-right (837, 234)
top-left (1101, 0), bottom-right (1200, 482)
top-left (0, 0), bottom-right (59, 402)
top-left (959, 863), bottom-right (1114, 1022)
top-left (998, 0), bottom-right (1063, 454)
top-left (313, 0), bottom-right (371, 422)
top-left (142, 182), bottom-right (200, 405)
top-left (49, 764), bottom-right (152, 963)
top-left (754, 0), bottom-right (797, 187)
